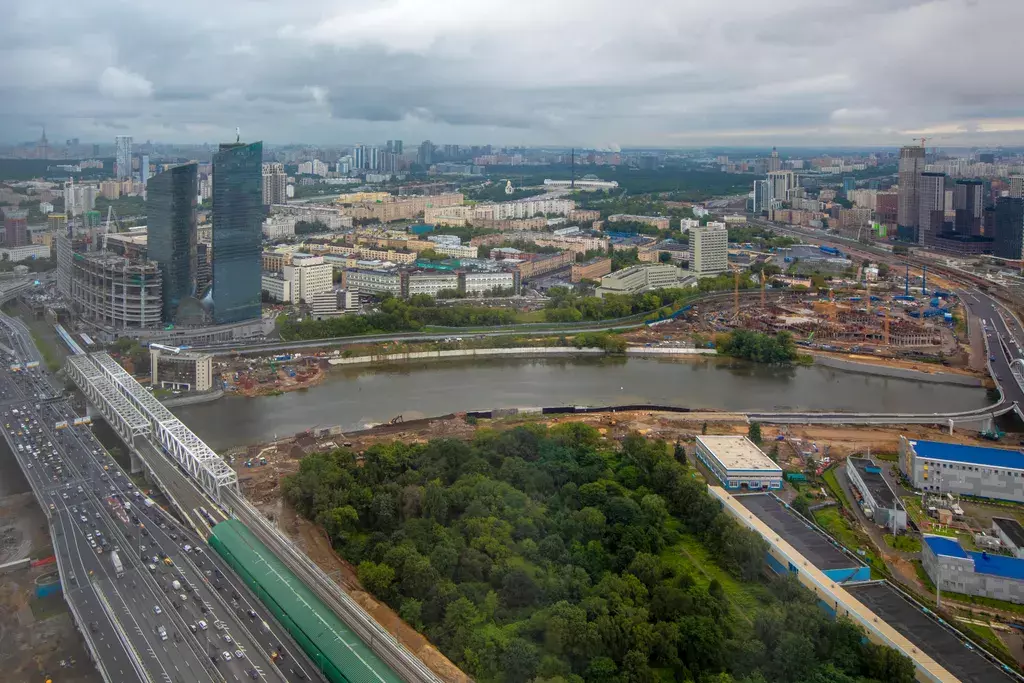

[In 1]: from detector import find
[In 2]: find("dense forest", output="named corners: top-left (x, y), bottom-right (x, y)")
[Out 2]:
top-left (716, 330), bottom-right (801, 364)
top-left (284, 426), bottom-right (914, 683)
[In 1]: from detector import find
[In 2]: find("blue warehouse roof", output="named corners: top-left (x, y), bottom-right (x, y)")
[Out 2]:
top-left (969, 551), bottom-right (1024, 581)
top-left (908, 439), bottom-right (1024, 470)
top-left (924, 535), bottom-right (969, 559)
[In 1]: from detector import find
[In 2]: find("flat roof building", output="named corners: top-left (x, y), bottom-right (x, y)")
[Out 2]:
top-left (846, 457), bottom-right (907, 533)
top-left (923, 535), bottom-right (1024, 605)
top-left (992, 517), bottom-right (1024, 559)
top-left (899, 436), bottom-right (1024, 503)
top-left (695, 435), bottom-right (782, 491)
top-left (150, 347), bottom-right (213, 392)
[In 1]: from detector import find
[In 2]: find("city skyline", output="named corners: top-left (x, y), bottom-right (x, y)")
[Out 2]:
top-left (2, 0), bottom-right (1022, 147)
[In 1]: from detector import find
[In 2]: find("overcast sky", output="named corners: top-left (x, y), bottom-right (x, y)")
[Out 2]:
top-left (2, 0), bottom-right (1020, 148)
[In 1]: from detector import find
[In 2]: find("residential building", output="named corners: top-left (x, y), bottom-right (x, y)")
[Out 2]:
top-left (283, 253), bottom-right (333, 304)
top-left (212, 141), bottom-right (263, 323)
top-left (767, 170), bottom-right (795, 204)
top-left (875, 192), bottom-right (899, 225)
top-left (309, 290), bottom-right (348, 319)
top-left (922, 535), bottom-right (1024, 605)
top-left (768, 147), bottom-right (781, 172)
top-left (261, 272), bottom-right (291, 303)
top-left (596, 263), bottom-right (694, 297)
top-left (262, 217), bottom-right (295, 240)
top-left (1010, 176), bottom-right (1024, 200)
top-left (752, 179), bottom-right (771, 214)
top-left (994, 197), bottom-right (1024, 260)
top-left (262, 162), bottom-right (286, 205)
top-left (690, 222), bottom-right (728, 277)
top-left (571, 256), bottom-right (612, 282)
top-left (897, 145), bottom-right (926, 241)
top-left (917, 172), bottom-right (946, 245)
top-left (3, 209), bottom-right (29, 248)
top-left (38, 201), bottom-right (54, 215)
top-left (953, 179), bottom-right (984, 236)
top-left (147, 163), bottom-right (198, 322)
top-left (403, 270), bottom-right (458, 297)
top-left (99, 180), bottom-right (121, 199)
top-left (48, 214), bottom-right (67, 233)
top-left (607, 214), bottom-right (670, 232)
top-left (845, 457), bottom-right (907, 532)
top-left (344, 268), bottom-right (402, 296)
top-left (899, 436), bottom-right (1024, 503)
top-left (150, 348), bottom-right (213, 392)
top-left (115, 135), bottom-right (132, 180)
top-left (694, 435), bottom-right (783, 491)
top-left (514, 251), bottom-right (575, 279)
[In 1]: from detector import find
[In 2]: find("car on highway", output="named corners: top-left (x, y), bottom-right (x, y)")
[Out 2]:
top-left (197, 620), bottom-right (208, 630)
top-left (153, 605), bottom-right (162, 615)
top-left (222, 651), bottom-right (232, 661)
top-left (234, 649), bottom-right (244, 659)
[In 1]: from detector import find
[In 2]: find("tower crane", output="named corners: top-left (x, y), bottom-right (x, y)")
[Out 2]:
top-left (102, 206), bottom-right (125, 252)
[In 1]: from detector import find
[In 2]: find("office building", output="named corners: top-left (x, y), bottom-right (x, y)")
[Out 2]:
top-left (767, 170), bottom-right (795, 204)
top-left (899, 436), bottom-right (1024, 503)
top-left (147, 163), bottom-right (198, 321)
top-left (212, 141), bottom-right (263, 323)
top-left (283, 253), bottom-right (333, 304)
top-left (459, 270), bottom-right (516, 296)
top-left (897, 145), bottom-right (926, 241)
top-left (768, 146), bottom-right (781, 172)
top-left (262, 163), bottom-right (286, 205)
top-left (694, 435), bottom-right (783, 491)
top-left (140, 154), bottom-right (150, 186)
top-left (3, 209), bottom-right (29, 248)
top-left (691, 222), bottom-right (728, 277)
top-left (261, 272), bottom-right (291, 303)
top-left (994, 197), bottom-right (1024, 260)
top-left (953, 180), bottom-right (984, 236)
top-left (917, 172), bottom-right (946, 245)
top-left (150, 348), bottom-right (213, 392)
top-left (418, 140), bottom-right (433, 166)
top-left (922, 535), bottom-right (1024, 605)
top-left (752, 179), bottom-right (771, 214)
top-left (115, 135), bottom-right (132, 180)
top-left (352, 145), bottom-right (366, 170)
top-left (842, 176), bottom-right (856, 196)
top-left (596, 263), bottom-right (694, 297)
top-left (845, 458), bottom-right (907, 533)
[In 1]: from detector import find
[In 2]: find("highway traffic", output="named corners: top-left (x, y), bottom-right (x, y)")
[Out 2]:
top-left (0, 315), bottom-right (321, 683)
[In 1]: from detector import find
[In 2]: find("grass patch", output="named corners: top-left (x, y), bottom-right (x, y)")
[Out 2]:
top-left (29, 329), bottom-right (60, 372)
top-left (874, 452), bottom-right (898, 462)
top-left (515, 309), bottom-right (549, 323)
top-left (659, 529), bottom-right (760, 618)
top-left (813, 507), bottom-right (888, 579)
top-left (958, 622), bottom-right (1016, 663)
top-left (821, 468), bottom-right (847, 506)
top-left (884, 534), bottom-right (921, 552)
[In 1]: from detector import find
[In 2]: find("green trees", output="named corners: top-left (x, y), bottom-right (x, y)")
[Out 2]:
top-left (284, 427), bottom-right (913, 683)
top-left (717, 330), bottom-right (799, 364)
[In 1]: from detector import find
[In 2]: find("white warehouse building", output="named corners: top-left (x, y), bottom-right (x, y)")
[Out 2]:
top-left (695, 435), bottom-right (783, 491)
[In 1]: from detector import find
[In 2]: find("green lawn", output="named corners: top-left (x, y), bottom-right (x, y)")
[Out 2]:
top-left (884, 534), bottom-right (921, 552)
top-left (813, 508), bottom-right (888, 579)
top-left (958, 622), bottom-right (1016, 665)
top-left (873, 452), bottom-right (898, 462)
top-left (821, 468), bottom-right (847, 506)
top-left (659, 528), bottom-right (761, 619)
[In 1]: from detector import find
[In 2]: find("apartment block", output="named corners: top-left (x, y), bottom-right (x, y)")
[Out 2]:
top-left (571, 256), bottom-right (613, 282)
top-left (690, 223), bottom-right (728, 277)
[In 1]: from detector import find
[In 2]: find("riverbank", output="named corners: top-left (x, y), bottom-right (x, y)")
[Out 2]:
top-left (811, 353), bottom-right (985, 387)
top-left (327, 345), bottom-right (717, 366)
top-left (160, 389), bottom-right (224, 408)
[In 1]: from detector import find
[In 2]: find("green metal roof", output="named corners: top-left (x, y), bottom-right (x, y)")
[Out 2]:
top-left (210, 519), bottom-right (402, 683)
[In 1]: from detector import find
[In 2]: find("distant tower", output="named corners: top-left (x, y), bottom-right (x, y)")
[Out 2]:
top-left (504, 180), bottom-right (514, 195)
top-left (571, 148), bottom-right (576, 189)
top-left (37, 127), bottom-right (49, 160)
top-left (769, 146), bottom-right (781, 172)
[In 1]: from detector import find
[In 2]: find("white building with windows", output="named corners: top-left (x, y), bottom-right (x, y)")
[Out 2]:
top-left (283, 253), bottom-right (333, 304)
top-left (261, 273), bottom-right (291, 303)
top-left (690, 222), bottom-right (729, 277)
top-left (695, 435), bottom-right (783, 491)
top-left (461, 270), bottom-right (516, 296)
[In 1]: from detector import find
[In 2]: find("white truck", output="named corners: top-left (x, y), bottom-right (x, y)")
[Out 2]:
top-left (172, 580), bottom-right (181, 591)
top-left (110, 551), bottom-right (124, 578)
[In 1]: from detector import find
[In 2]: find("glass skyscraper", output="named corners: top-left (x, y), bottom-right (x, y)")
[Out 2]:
top-left (212, 141), bottom-right (263, 324)
top-left (147, 163), bottom-right (198, 322)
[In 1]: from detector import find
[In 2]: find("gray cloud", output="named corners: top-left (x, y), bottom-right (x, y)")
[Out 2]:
top-left (1, 0), bottom-right (1022, 146)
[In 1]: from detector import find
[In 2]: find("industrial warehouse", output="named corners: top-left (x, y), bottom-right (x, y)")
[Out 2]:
top-left (845, 457), bottom-right (908, 533)
top-left (899, 436), bottom-right (1024, 503)
top-left (923, 535), bottom-right (1024, 605)
top-left (694, 435), bottom-right (783, 491)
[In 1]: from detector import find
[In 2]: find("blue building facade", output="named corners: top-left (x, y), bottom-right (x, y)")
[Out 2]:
top-left (147, 163), bottom-right (198, 321)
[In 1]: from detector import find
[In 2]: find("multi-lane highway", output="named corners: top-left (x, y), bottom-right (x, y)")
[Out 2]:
top-left (959, 289), bottom-right (1024, 409)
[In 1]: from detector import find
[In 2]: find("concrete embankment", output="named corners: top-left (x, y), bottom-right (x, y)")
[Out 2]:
top-left (811, 355), bottom-right (984, 387)
top-left (160, 389), bottom-right (224, 407)
top-left (327, 346), bottom-right (717, 366)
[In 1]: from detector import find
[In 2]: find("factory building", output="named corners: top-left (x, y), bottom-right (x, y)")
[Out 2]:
top-left (694, 435), bottom-right (782, 491)
top-left (922, 535), bottom-right (1024, 605)
top-left (845, 457), bottom-right (907, 533)
top-left (899, 436), bottom-right (1024, 503)
top-left (150, 347), bottom-right (214, 392)
top-left (992, 518), bottom-right (1024, 559)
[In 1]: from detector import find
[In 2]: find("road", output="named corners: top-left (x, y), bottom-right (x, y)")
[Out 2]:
top-left (958, 289), bottom-right (1024, 408)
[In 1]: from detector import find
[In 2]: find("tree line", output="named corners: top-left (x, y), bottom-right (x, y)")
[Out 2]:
top-left (717, 330), bottom-right (800, 364)
top-left (283, 426), bottom-right (914, 683)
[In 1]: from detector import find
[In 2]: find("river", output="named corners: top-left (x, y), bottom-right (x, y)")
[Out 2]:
top-left (170, 356), bottom-right (991, 451)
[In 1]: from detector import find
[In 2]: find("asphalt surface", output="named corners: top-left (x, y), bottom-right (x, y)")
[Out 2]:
top-left (958, 289), bottom-right (1024, 409)
top-left (0, 315), bottom-right (318, 683)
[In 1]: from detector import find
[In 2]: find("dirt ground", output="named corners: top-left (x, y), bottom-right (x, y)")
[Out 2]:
top-left (0, 493), bottom-right (100, 683)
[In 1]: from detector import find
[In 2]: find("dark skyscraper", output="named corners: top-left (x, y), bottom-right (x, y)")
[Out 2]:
top-left (897, 145), bottom-right (926, 242)
top-left (917, 172), bottom-right (946, 245)
top-left (995, 197), bottom-right (1024, 260)
top-left (2, 208), bottom-right (29, 247)
top-left (953, 179), bottom-right (984, 236)
top-left (147, 163), bottom-right (198, 321)
top-left (212, 141), bottom-right (263, 324)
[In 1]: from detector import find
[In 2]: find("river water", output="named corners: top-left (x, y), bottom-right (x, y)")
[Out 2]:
top-left (171, 356), bottom-right (991, 451)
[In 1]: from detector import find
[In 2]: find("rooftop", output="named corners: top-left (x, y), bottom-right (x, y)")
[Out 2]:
top-left (698, 435), bottom-right (782, 473)
top-left (993, 517), bottom-right (1024, 550)
top-left (970, 550), bottom-right (1024, 581)
top-left (908, 439), bottom-right (1024, 471)
top-left (924, 535), bottom-right (970, 559)
top-left (848, 457), bottom-right (903, 510)
top-left (846, 582), bottom-right (1017, 683)
top-left (734, 494), bottom-right (857, 571)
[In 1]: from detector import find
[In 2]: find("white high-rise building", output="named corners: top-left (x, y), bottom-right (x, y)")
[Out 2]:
top-left (368, 146), bottom-right (380, 171)
top-left (115, 135), bottom-right (132, 180)
top-left (352, 145), bottom-right (366, 170)
top-left (140, 154), bottom-right (150, 186)
top-left (690, 222), bottom-right (728, 277)
top-left (767, 171), bottom-right (795, 204)
top-left (283, 253), bottom-right (333, 304)
top-left (311, 159), bottom-right (329, 177)
top-left (262, 163), bottom-right (287, 205)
